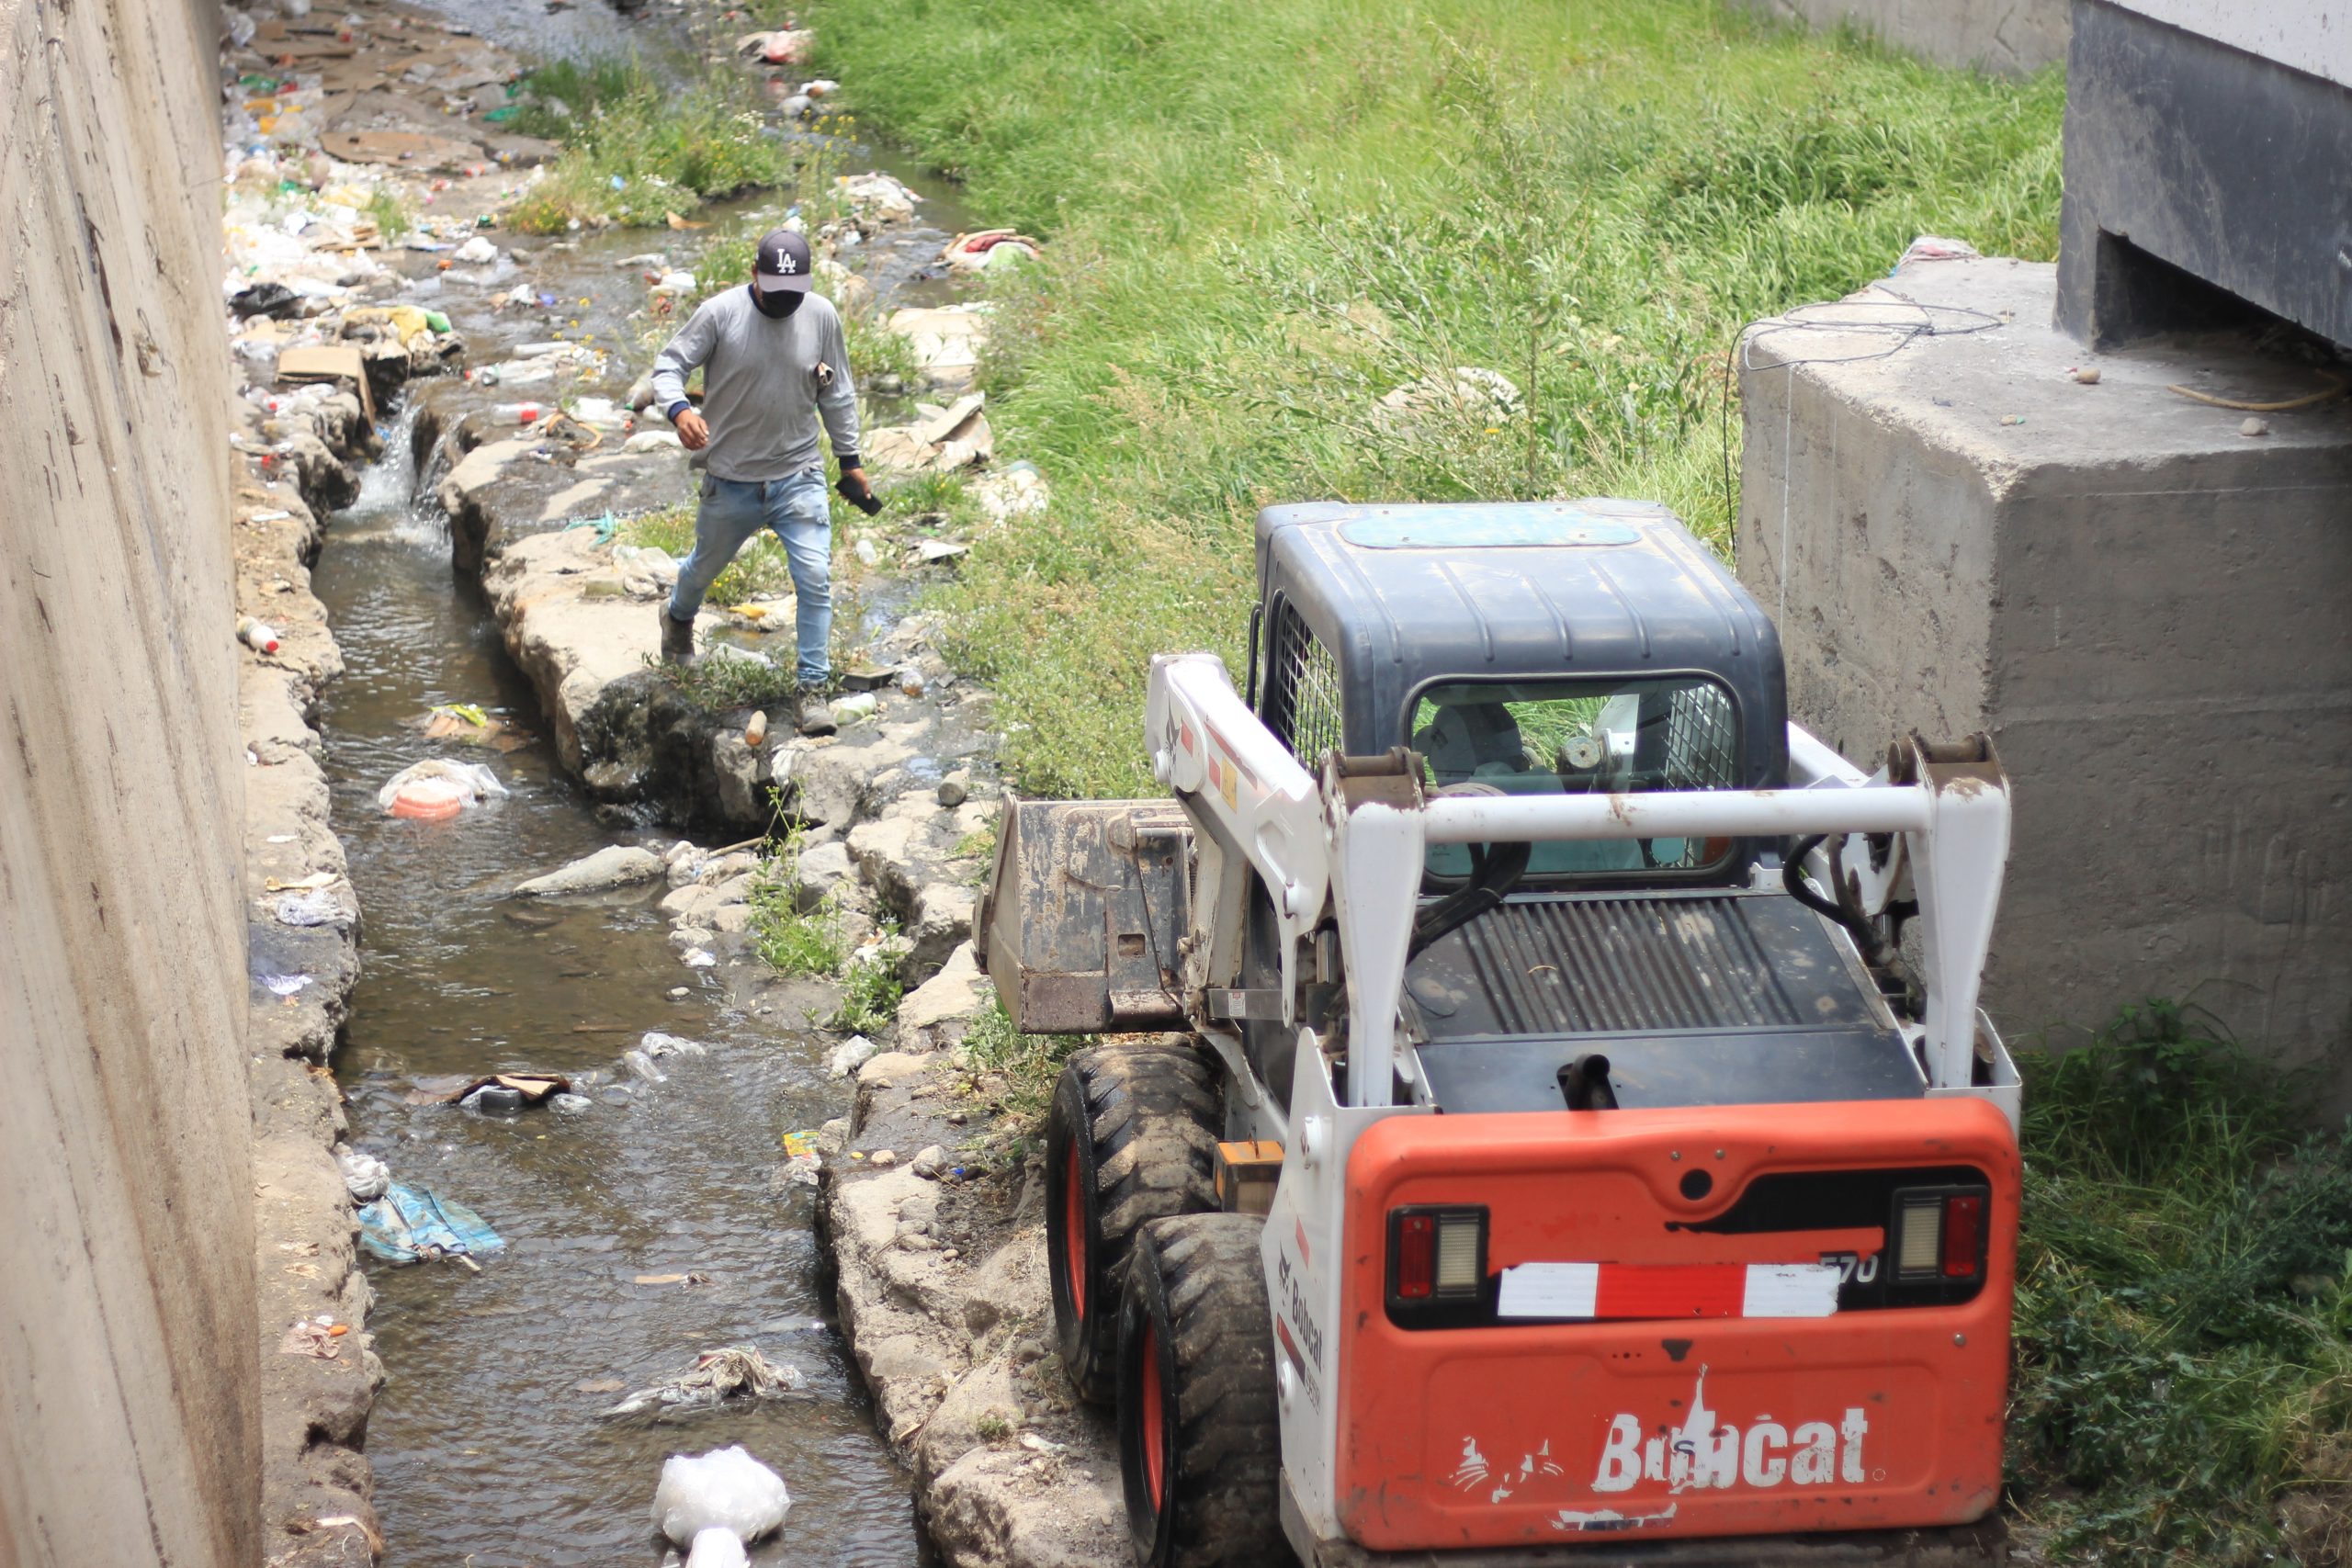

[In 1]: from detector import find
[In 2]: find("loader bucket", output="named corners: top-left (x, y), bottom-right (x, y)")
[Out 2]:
top-left (975, 795), bottom-right (1192, 1033)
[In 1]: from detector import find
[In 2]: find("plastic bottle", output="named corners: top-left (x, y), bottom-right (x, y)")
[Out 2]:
top-left (492, 401), bottom-right (542, 423)
top-left (239, 616), bottom-right (282, 653)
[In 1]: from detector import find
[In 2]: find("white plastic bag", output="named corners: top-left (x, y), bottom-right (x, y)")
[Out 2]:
top-left (377, 759), bottom-right (508, 818)
top-left (686, 1528), bottom-right (749, 1568)
top-left (650, 1445), bottom-right (790, 1547)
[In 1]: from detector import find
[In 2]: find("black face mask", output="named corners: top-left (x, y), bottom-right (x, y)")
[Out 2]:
top-left (750, 284), bottom-right (805, 320)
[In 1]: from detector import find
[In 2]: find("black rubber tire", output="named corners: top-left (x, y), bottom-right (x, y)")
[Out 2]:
top-left (1046, 1043), bottom-right (1222, 1405)
top-left (1118, 1213), bottom-right (1287, 1568)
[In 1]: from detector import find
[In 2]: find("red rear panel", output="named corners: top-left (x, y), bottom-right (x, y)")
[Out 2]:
top-left (1335, 1100), bottom-right (2017, 1548)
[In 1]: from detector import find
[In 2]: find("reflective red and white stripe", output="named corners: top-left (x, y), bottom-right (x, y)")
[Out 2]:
top-left (1496, 1261), bottom-right (1842, 1321)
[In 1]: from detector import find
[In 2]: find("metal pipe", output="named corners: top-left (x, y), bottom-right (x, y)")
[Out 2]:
top-left (1422, 785), bottom-right (1933, 845)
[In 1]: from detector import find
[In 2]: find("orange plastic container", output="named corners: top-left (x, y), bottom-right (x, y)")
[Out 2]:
top-left (386, 778), bottom-right (468, 820)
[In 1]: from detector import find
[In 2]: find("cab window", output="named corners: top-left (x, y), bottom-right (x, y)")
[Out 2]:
top-left (1408, 675), bottom-right (1740, 880)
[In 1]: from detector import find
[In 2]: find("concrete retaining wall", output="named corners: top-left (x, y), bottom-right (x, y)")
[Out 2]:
top-left (1736, 0), bottom-right (2068, 75)
top-left (0, 0), bottom-right (261, 1562)
top-left (1737, 258), bottom-right (2352, 1098)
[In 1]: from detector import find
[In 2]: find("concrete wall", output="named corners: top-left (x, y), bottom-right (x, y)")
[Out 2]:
top-left (1736, 0), bottom-right (2069, 75)
top-left (0, 0), bottom-right (259, 1562)
top-left (1738, 259), bottom-right (2352, 1097)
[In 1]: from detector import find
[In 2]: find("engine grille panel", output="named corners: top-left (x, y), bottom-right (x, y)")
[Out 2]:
top-left (1404, 891), bottom-right (1918, 1112)
top-left (1449, 894), bottom-right (1807, 1036)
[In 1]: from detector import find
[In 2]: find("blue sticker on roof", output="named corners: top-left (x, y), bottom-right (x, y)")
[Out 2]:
top-left (1338, 505), bottom-right (1643, 549)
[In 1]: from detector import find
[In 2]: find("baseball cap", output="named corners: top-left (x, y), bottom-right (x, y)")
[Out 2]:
top-left (753, 228), bottom-right (815, 294)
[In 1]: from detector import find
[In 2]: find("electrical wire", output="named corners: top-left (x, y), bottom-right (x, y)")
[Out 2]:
top-left (1717, 284), bottom-right (2007, 602)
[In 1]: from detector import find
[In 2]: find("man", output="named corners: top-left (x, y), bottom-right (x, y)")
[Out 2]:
top-left (650, 226), bottom-right (872, 736)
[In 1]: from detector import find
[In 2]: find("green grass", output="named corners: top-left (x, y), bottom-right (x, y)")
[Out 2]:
top-left (959, 994), bottom-right (1091, 1140)
top-left (2010, 1000), bottom-right (2352, 1563)
top-left (621, 502), bottom-right (794, 604)
top-left (805, 0), bottom-right (2063, 795)
top-left (748, 829), bottom-right (849, 975)
top-left (832, 924), bottom-right (908, 1032)
top-left (364, 185), bottom-right (413, 241)
top-left (644, 643), bottom-right (803, 711)
top-left (505, 58), bottom-right (795, 233)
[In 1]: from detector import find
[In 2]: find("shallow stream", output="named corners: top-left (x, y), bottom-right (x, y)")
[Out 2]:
top-left (314, 13), bottom-right (978, 1557)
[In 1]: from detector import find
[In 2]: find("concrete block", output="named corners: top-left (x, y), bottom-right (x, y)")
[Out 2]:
top-left (1735, 0), bottom-right (2067, 76)
top-left (2057, 0), bottom-right (2352, 348)
top-left (1737, 258), bottom-right (2352, 1098)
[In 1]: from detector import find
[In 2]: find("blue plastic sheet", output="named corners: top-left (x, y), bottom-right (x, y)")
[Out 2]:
top-left (357, 1181), bottom-right (504, 1265)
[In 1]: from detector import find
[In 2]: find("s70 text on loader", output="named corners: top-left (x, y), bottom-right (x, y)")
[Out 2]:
top-left (977, 500), bottom-right (2021, 1567)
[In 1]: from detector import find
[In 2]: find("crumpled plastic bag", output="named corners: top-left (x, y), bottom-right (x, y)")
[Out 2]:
top-left (377, 758), bottom-right (508, 818)
top-left (650, 1445), bottom-right (790, 1548)
top-left (686, 1528), bottom-right (749, 1568)
top-left (336, 1146), bottom-right (390, 1202)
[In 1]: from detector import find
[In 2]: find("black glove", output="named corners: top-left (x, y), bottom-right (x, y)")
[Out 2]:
top-left (836, 475), bottom-right (883, 516)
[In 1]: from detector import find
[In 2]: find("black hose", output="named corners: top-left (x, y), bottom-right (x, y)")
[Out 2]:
top-left (1783, 833), bottom-right (1885, 962)
top-left (1408, 838), bottom-right (1531, 960)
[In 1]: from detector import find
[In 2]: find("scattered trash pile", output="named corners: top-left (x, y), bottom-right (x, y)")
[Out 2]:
top-left (218, 0), bottom-right (559, 423)
top-left (337, 1144), bottom-right (503, 1269)
top-left (600, 1346), bottom-right (807, 1422)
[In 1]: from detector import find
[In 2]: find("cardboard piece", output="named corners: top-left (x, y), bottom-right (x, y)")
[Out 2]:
top-left (277, 343), bottom-right (376, 421)
top-left (320, 129), bottom-right (483, 170)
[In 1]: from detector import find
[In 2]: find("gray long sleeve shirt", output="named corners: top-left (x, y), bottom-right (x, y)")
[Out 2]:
top-left (650, 286), bottom-right (860, 482)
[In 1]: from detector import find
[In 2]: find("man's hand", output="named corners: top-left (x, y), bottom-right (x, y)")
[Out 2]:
top-left (673, 409), bottom-right (710, 450)
top-left (836, 465), bottom-right (883, 515)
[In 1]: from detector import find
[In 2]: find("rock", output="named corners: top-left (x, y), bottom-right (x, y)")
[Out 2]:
top-left (670, 925), bottom-right (717, 952)
top-left (696, 852), bottom-right (762, 886)
top-left (899, 942), bottom-right (989, 1033)
top-left (870, 1149), bottom-right (898, 1168)
top-left (846, 801), bottom-right (937, 912)
top-left (711, 732), bottom-right (764, 824)
top-left (960, 1234), bottom-right (1045, 1340)
top-left (907, 882), bottom-right (977, 975)
top-left (514, 843), bottom-right (665, 896)
top-left (911, 1145), bottom-right (948, 1179)
top-left (794, 840), bottom-right (854, 909)
top-left (662, 882), bottom-right (729, 920)
top-left (712, 904), bottom-right (754, 935)
top-left (857, 1050), bottom-right (937, 1086)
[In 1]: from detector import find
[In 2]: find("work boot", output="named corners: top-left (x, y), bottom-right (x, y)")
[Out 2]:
top-left (658, 608), bottom-right (696, 666)
top-left (794, 686), bottom-right (837, 737)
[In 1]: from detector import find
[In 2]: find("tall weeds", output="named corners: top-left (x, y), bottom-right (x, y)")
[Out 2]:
top-left (806, 0), bottom-right (2063, 795)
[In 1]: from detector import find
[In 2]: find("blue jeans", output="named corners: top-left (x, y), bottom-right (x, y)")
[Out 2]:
top-left (668, 468), bottom-right (831, 686)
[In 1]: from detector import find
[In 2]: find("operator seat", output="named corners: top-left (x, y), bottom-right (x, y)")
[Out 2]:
top-left (1415, 701), bottom-right (1528, 785)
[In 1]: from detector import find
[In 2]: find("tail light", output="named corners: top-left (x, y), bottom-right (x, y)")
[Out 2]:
top-left (1891, 1187), bottom-right (1988, 1285)
top-left (1388, 1207), bottom-right (1487, 1318)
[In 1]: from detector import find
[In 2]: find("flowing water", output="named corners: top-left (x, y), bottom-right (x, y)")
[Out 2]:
top-left (313, 16), bottom-right (982, 1556)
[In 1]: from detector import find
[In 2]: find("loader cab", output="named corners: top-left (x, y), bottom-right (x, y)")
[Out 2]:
top-left (1250, 500), bottom-right (1789, 885)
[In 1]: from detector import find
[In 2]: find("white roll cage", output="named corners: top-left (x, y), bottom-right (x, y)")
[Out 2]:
top-left (1147, 651), bottom-right (2014, 1117)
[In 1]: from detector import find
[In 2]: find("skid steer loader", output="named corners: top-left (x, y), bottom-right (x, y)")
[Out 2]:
top-left (976, 500), bottom-right (2021, 1567)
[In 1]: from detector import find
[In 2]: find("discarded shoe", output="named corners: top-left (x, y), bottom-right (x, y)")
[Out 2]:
top-left (794, 688), bottom-right (837, 737)
top-left (660, 608), bottom-right (697, 666)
